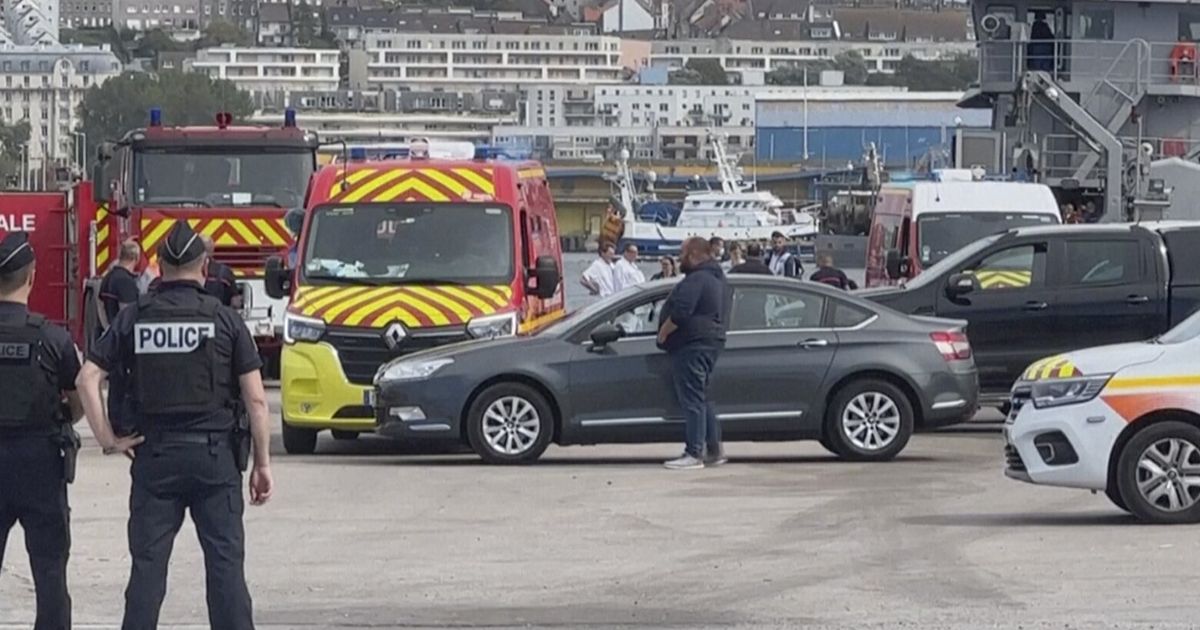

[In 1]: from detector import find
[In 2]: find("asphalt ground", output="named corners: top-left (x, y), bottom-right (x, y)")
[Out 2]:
top-left (3, 394), bottom-right (1198, 629)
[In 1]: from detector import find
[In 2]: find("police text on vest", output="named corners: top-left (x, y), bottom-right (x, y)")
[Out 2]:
top-left (0, 342), bottom-right (31, 361)
top-left (134, 322), bottom-right (216, 355)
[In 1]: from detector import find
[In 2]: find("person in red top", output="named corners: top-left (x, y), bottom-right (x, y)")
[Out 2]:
top-left (809, 253), bottom-right (857, 290)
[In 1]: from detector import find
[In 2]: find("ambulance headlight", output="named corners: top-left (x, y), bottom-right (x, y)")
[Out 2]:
top-left (377, 358), bottom-right (454, 383)
top-left (284, 312), bottom-right (325, 344)
top-left (1031, 375), bottom-right (1111, 409)
top-left (467, 311), bottom-right (518, 339)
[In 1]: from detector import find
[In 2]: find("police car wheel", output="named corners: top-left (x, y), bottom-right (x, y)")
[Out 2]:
top-left (281, 417), bottom-right (319, 455)
top-left (1106, 484), bottom-right (1129, 513)
top-left (824, 378), bottom-right (914, 462)
top-left (466, 383), bottom-right (553, 465)
top-left (1117, 421), bottom-right (1200, 524)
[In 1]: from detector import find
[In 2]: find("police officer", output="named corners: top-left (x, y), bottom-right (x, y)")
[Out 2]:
top-left (0, 232), bottom-right (85, 630)
top-left (77, 221), bottom-right (274, 630)
top-left (199, 233), bottom-right (242, 308)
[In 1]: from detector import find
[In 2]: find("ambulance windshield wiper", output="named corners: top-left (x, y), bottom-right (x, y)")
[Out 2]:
top-left (144, 197), bottom-right (213, 208)
top-left (306, 274), bottom-right (386, 285)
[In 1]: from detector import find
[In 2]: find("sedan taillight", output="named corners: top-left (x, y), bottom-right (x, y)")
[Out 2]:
top-left (931, 331), bottom-right (971, 361)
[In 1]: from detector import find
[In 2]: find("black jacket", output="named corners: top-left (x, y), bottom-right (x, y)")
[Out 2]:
top-left (730, 258), bottom-right (772, 275)
top-left (810, 267), bottom-right (857, 290)
top-left (660, 260), bottom-right (731, 352)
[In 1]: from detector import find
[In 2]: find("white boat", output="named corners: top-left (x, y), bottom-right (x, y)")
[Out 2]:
top-left (607, 132), bottom-right (817, 255)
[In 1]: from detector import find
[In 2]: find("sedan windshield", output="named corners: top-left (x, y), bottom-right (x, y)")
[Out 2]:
top-left (134, 148), bottom-right (313, 208)
top-left (918, 212), bottom-right (1056, 265)
top-left (302, 203), bottom-right (514, 284)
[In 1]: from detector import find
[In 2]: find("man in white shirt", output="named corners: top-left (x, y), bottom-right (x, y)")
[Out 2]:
top-left (580, 244), bottom-right (617, 297)
top-left (613, 243), bottom-right (646, 291)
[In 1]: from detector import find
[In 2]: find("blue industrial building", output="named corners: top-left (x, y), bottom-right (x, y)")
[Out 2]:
top-left (755, 92), bottom-right (992, 167)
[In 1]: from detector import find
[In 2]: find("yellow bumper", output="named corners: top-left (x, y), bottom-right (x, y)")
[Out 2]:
top-left (281, 342), bottom-right (376, 432)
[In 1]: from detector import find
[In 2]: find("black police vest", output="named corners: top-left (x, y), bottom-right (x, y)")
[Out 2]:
top-left (0, 314), bottom-right (62, 430)
top-left (131, 292), bottom-right (232, 419)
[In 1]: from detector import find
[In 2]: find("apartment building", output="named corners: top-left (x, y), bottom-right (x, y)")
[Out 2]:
top-left (349, 31), bottom-right (625, 92)
top-left (190, 46), bottom-right (340, 98)
top-left (650, 38), bottom-right (975, 82)
top-left (0, 44), bottom-right (121, 170)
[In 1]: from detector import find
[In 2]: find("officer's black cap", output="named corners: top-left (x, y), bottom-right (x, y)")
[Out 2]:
top-left (158, 221), bottom-right (205, 266)
top-left (0, 231), bottom-right (34, 274)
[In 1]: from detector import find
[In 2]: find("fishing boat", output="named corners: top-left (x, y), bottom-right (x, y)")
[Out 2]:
top-left (604, 132), bottom-right (818, 256)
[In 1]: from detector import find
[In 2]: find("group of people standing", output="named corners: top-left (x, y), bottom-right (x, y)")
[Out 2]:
top-left (1, 223), bottom-right (271, 630)
top-left (584, 230), bottom-right (855, 298)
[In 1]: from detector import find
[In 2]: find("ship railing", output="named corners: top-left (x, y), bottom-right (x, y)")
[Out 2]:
top-left (978, 38), bottom-right (1183, 90)
top-left (1039, 133), bottom-right (1200, 181)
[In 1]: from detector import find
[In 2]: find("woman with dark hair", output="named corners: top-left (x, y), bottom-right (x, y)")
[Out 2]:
top-left (651, 256), bottom-right (678, 280)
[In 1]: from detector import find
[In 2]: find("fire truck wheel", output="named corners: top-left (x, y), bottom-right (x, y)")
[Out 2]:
top-left (282, 417), bottom-right (319, 455)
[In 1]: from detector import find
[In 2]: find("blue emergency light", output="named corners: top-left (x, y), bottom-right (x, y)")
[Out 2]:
top-left (284, 108), bottom-right (297, 128)
top-left (149, 107), bottom-right (162, 127)
top-left (348, 146), bottom-right (368, 161)
top-left (473, 146), bottom-right (530, 160)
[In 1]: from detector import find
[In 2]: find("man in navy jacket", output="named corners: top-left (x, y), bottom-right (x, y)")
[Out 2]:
top-left (657, 237), bottom-right (733, 470)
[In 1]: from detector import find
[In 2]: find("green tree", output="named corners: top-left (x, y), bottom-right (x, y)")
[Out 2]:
top-left (866, 54), bottom-right (979, 91)
top-left (198, 20), bottom-right (254, 47)
top-left (833, 51), bottom-right (870, 85)
top-left (0, 119), bottom-right (30, 188)
top-left (78, 71), bottom-right (255, 152)
top-left (670, 58), bottom-right (729, 85)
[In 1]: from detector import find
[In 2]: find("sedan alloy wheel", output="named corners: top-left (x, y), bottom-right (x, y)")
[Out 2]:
top-left (466, 382), bottom-right (555, 464)
top-left (482, 396), bottom-right (542, 456)
top-left (841, 392), bottom-right (903, 451)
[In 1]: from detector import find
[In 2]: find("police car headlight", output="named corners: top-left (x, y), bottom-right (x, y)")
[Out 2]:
top-left (467, 311), bottom-right (518, 339)
top-left (378, 358), bottom-right (454, 383)
top-left (284, 312), bottom-right (325, 344)
top-left (1031, 375), bottom-right (1111, 409)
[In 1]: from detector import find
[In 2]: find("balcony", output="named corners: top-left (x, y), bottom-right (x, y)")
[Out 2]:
top-left (978, 38), bottom-right (1200, 98)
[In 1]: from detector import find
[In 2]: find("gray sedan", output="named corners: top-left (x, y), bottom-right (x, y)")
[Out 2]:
top-left (373, 276), bottom-right (979, 464)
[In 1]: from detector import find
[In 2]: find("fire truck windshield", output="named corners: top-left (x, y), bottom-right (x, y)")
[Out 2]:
top-left (134, 148), bottom-right (313, 208)
top-left (302, 203), bottom-right (514, 285)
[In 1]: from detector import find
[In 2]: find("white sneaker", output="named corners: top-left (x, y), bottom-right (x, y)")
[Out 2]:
top-left (704, 451), bottom-right (728, 467)
top-left (664, 454), bottom-right (705, 470)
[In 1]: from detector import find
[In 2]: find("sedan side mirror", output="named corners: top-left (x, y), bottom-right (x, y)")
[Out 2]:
top-left (264, 255), bottom-right (290, 300)
top-left (589, 323), bottom-right (623, 349)
top-left (531, 254), bottom-right (561, 300)
top-left (884, 249), bottom-right (909, 280)
top-left (946, 272), bottom-right (979, 298)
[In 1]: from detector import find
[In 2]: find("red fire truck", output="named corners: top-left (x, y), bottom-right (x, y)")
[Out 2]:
top-left (0, 110), bottom-right (318, 367)
top-left (88, 109), bottom-right (319, 362)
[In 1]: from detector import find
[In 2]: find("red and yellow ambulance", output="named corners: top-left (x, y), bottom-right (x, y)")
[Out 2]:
top-left (266, 143), bottom-right (565, 454)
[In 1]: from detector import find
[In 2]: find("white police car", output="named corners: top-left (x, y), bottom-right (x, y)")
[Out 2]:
top-left (1005, 310), bottom-right (1200, 524)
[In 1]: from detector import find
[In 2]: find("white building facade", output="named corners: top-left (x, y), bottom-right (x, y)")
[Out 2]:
top-left (0, 44), bottom-right (121, 175)
top-left (353, 31), bottom-right (624, 92)
top-left (190, 47), bottom-right (340, 97)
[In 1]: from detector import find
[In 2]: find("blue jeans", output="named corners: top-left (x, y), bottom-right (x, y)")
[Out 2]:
top-left (670, 344), bottom-right (722, 458)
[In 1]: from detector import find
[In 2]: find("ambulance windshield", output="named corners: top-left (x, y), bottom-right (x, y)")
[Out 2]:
top-left (302, 203), bottom-right (514, 285)
top-left (917, 212), bottom-right (1056, 265)
top-left (134, 148), bottom-right (313, 208)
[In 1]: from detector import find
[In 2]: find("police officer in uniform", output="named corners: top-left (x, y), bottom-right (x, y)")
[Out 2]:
top-left (0, 232), bottom-right (85, 630)
top-left (77, 221), bottom-right (274, 630)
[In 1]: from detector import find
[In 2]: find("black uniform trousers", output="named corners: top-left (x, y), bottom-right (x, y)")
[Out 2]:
top-left (122, 433), bottom-right (254, 630)
top-left (0, 435), bottom-right (70, 630)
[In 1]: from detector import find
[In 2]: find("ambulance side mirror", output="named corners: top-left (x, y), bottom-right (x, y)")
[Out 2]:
top-left (92, 163), bottom-right (111, 203)
top-left (532, 255), bottom-right (560, 300)
top-left (885, 249), bottom-right (909, 280)
top-left (265, 256), bottom-right (290, 300)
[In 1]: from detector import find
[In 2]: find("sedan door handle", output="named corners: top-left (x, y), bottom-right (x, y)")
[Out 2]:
top-left (1023, 300), bottom-right (1048, 312)
top-left (1126, 295), bottom-right (1150, 305)
top-left (798, 338), bottom-right (830, 349)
